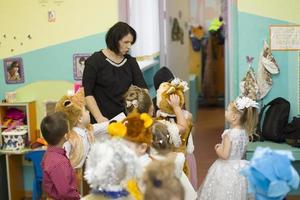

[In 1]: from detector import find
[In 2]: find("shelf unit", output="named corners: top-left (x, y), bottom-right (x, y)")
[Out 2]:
top-left (0, 101), bottom-right (37, 200)
top-left (0, 101), bottom-right (37, 143)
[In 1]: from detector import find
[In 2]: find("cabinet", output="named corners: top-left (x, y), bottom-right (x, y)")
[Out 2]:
top-left (0, 101), bottom-right (37, 144)
top-left (0, 101), bottom-right (37, 200)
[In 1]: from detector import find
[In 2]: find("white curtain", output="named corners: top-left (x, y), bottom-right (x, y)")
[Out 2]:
top-left (127, 0), bottom-right (160, 58)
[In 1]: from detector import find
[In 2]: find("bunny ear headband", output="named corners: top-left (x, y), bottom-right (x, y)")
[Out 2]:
top-left (235, 96), bottom-right (259, 111)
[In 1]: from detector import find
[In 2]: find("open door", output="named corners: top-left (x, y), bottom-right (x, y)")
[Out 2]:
top-left (159, 0), bottom-right (190, 106)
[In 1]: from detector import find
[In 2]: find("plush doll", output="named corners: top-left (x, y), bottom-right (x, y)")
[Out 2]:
top-left (155, 78), bottom-right (194, 178)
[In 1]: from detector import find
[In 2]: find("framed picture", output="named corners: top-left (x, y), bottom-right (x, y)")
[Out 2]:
top-left (3, 57), bottom-right (25, 84)
top-left (73, 53), bottom-right (90, 80)
top-left (270, 25), bottom-right (300, 51)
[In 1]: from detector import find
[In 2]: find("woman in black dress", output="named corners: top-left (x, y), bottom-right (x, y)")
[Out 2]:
top-left (83, 22), bottom-right (147, 123)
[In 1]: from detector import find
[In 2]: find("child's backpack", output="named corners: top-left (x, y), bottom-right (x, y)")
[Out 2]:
top-left (284, 117), bottom-right (300, 147)
top-left (256, 97), bottom-right (290, 142)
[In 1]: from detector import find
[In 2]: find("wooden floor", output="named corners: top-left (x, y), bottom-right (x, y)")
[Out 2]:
top-left (193, 107), bottom-right (299, 200)
top-left (193, 107), bottom-right (225, 186)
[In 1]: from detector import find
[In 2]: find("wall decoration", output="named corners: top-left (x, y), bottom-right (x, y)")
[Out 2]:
top-left (171, 18), bottom-right (184, 44)
top-left (3, 57), bottom-right (25, 84)
top-left (239, 56), bottom-right (259, 100)
top-left (73, 53), bottom-right (90, 80)
top-left (270, 25), bottom-right (300, 51)
top-left (256, 41), bottom-right (279, 100)
top-left (48, 10), bottom-right (56, 22)
top-left (178, 10), bottom-right (182, 19)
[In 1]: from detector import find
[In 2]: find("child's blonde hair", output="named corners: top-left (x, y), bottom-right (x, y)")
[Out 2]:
top-left (151, 122), bottom-right (173, 155)
top-left (124, 85), bottom-right (153, 114)
top-left (230, 100), bottom-right (259, 139)
top-left (143, 159), bottom-right (184, 200)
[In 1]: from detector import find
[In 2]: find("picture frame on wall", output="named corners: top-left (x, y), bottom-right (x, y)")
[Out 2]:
top-left (3, 57), bottom-right (25, 84)
top-left (73, 53), bottom-right (90, 80)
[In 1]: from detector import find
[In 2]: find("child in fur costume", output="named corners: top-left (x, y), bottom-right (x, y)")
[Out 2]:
top-left (155, 78), bottom-right (194, 178)
top-left (55, 88), bottom-right (109, 193)
top-left (108, 111), bottom-right (154, 169)
top-left (108, 111), bottom-right (154, 196)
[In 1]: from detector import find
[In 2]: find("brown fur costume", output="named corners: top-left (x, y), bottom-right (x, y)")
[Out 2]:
top-left (156, 82), bottom-right (185, 115)
top-left (55, 88), bottom-right (94, 176)
top-left (108, 110), bottom-right (153, 145)
top-left (156, 79), bottom-right (192, 176)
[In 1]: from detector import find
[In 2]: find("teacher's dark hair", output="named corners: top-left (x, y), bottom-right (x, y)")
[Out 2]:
top-left (105, 22), bottom-right (137, 54)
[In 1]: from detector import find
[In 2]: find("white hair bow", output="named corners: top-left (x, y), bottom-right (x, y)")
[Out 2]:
top-left (126, 100), bottom-right (138, 108)
top-left (171, 78), bottom-right (189, 92)
top-left (235, 96), bottom-right (259, 110)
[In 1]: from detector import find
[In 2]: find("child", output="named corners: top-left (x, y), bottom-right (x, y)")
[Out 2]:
top-left (155, 78), bottom-right (195, 177)
top-left (197, 96), bottom-right (259, 200)
top-left (55, 88), bottom-right (109, 192)
top-left (143, 159), bottom-right (184, 200)
top-left (150, 122), bottom-right (197, 200)
top-left (41, 112), bottom-right (80, 200)
top-left (82, 139), bottom-right (141, 200)
top-left (124, 85), bottom-right (154, 116)
top-left (108, 111), bottom-right (154, 169)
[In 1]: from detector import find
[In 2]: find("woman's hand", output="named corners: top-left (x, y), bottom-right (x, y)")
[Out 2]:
top-left (97, 116), bottom-right (109, 123)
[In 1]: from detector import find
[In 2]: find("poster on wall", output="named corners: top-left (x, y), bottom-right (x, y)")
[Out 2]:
top-left (3, 57), bottom-right (25, 84)
top-left (270, 25), bottom-right (300, 51)
top-left (73, 53), bottom-right (90, 80)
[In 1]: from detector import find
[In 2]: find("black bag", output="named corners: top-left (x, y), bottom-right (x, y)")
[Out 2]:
top-left (284, 117), bottom-right (300, 147)
top-left (256, 97), bottom-right (290, 142)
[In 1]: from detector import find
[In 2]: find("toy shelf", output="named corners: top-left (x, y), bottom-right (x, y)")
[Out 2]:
top-left (0, 101), bottom-right (37, 144)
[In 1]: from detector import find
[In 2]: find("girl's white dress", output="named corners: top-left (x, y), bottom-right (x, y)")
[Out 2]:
top-left (197, 128), bottom-right (249, 200)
